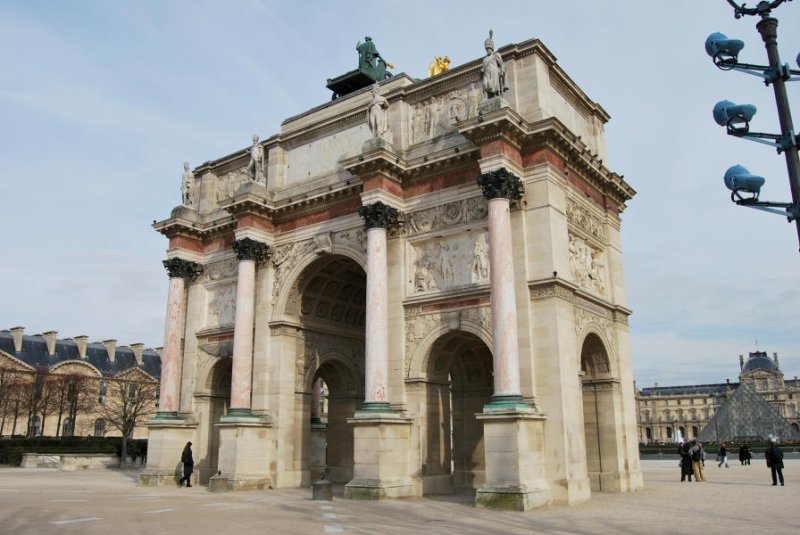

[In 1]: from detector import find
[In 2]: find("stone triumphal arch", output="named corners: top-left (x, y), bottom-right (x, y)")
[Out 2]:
top-left (141, 33), bottom-right (642, 510)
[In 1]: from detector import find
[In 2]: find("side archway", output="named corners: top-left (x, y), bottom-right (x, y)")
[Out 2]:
top-left (580, 332), bottom-right (623, 492)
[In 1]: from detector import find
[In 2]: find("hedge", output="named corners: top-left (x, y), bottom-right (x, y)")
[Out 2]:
top-left (0, 437), bottom-right (148, 466)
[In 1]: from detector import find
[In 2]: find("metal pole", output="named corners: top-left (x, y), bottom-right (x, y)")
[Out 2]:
top-left (755, 15), bottom-right (800, 251)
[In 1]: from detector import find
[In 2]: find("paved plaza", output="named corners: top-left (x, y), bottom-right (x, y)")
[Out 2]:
top-left (0, 459), bottom-right (797, 534)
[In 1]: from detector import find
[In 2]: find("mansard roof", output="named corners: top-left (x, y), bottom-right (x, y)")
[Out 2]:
top-left (0, 330), bottom-right (161, 379)
top-left (639, 382), bottom-right (736, 397)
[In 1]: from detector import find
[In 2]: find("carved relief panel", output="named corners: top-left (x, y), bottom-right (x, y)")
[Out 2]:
top-left (568, 233), bottom-right (607, 298)
top-left (409, 83), bottom-right (482, 144)
top-left (203, 256), bottom-right (238, 329)
top-left (408, 232), bottom-right (489, 294)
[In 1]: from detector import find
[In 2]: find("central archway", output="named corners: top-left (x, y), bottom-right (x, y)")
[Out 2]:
top-left (420, 331), bottom-right (493, 495)
top-left (289, 254), bottom-right (366, 485)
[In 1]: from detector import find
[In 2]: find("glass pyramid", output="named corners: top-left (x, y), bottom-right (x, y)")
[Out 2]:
top-left (697, 381), bottom-right (800, 442)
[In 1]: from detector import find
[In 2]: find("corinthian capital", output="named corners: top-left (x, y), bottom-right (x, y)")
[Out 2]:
top-left (358, 201), bottom-right (400, 230)
top-left (476, 168), bottom-right (524, 201)
top-left (162, 258), bottom-right (202, 281)
top-left (232, 237), bottom-right (270, 264)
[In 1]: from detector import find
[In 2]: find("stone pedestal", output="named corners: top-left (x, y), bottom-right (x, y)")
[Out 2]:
top-left (475, 408), bottom-right (552, 511)
top-left (139, 415), bottom-right (197, 487)
top-left (209, 414), bottom-right (273, 492)
top-left (478, 97), bottom-right (509, 115)
top-left (344, 413), bottom-right (414, 499)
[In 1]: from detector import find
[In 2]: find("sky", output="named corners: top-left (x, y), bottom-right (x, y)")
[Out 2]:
top-left (1, 0), bottom-right (798, 387)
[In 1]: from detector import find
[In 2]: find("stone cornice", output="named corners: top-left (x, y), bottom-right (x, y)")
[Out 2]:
top-left (342, 142), bottom-right (407, 184)
top-left (459, 113), bottom-right (635, 211)
top-left (458, 105), bottom-right (529, 151)
top-left (528, 277), bottom-right (631, 325)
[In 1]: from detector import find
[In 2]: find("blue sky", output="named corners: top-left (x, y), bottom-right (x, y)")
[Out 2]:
top-left (1, 0), bottom-right (798, 386)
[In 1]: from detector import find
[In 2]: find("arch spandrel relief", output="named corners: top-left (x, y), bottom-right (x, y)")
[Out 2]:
top-left (403, 305), bottom-right (491, 378)
top-left (271, 227), bottom-right (366, 312)
top-left (574, 307), bottom-right (617, 374)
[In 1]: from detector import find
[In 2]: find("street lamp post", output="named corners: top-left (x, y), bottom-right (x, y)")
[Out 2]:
top-left (705, 0), bottom-right (800, 252)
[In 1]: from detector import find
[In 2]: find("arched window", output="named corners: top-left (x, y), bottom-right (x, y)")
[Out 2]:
top-left (666, 427), bottom-right (673, 439)
top-left (645, 427), bottom-right (652, 440)
top-left (692, 426), bottom-right (699, 438)
top-left (62, 418), bottom-right (74, 437)
top-left (94, 418), bottom-right (106, 437)
top-left (29, 416), bottom-right (42, 437)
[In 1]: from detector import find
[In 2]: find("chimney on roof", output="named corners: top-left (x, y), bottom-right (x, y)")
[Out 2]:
top-left (130, 343), bottom-right (144, 366)
top-left (773, 352), bottom-right (780, 370)
top-left (103, 339), bottom-right (117, 362)
top-left (739, 354), bottom-right (744, 371)
top-left (10, 326), bottom-right (24, 353)
top-left (43, 331), bottom-right (58, 356)
top-left (74, 335), bottom-right (88, 358)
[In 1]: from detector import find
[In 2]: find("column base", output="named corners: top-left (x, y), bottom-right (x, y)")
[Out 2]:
top-left (475, 407), bottom-right (552, 511)
top-left (210, 416), bottom-right (273, 492)
top-left (484, 394), bottom-right (530, 411)
top-left (344, 413), bottom-right (415, 500)
top-left (139, 416), bottom-right (196, 487)
top-left (476, 483), bottom-right (553, 511)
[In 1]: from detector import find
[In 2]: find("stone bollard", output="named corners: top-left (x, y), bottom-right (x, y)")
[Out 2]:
top-left (312, 478), bottom-right (333, 501)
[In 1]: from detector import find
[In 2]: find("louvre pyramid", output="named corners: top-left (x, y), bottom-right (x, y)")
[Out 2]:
top-left (698, 381), bottom-right (800, 442)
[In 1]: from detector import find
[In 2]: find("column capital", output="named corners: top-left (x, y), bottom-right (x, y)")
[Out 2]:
top-left (232, 237), bottom-right (270, 264)
top-left (476, 168), bottom-right (524, 201)
top-left (358, 201), bottom-right (400, 230)
top-left (162, 257), bottom-right (202, 281)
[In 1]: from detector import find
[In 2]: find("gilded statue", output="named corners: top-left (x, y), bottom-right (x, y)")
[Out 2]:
top-left (428, 56), bottom-right (451, 77)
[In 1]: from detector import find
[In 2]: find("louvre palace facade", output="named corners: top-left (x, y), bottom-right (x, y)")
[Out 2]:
top-left (637, 351), bottom-right (800, 443)
top-left (141, 33), bottom-right (642, 511)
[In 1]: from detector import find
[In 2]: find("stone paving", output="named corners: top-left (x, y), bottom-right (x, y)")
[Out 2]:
top-left (0, 460), bottom-right (797, 534)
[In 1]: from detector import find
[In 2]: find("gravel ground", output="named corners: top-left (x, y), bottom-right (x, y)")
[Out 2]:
top-left (0, 459), bottom-right (796, 534)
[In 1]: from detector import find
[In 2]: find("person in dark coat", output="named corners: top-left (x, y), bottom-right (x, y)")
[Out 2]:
top-left (678, 441), bottom-right (694, 482)
top-left (179, 441), bottom-right (194, 487)
top-left (765, 440), bottom-right (785, 486)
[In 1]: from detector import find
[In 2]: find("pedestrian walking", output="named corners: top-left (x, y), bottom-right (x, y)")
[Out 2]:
top-left (765, 439), bottom-right (785, 486)
top-left (717, 442), bottom-right (729, 468)
top-left (179, 441), bottom-right (194, 487)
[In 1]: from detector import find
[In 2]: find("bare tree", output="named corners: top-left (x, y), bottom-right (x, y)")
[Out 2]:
top-left (50, 374), bottom-right (95, 437)
top-left (100, 378), bottom-right (157, 468)
top-left (0, 368), bottom-right (21, 436)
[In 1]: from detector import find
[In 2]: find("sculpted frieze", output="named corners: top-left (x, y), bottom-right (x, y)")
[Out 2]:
top-left (204, 256), bottom-right (237, 282)
top-left (215, 169), bottom-right (249, 204)
top-left (568, 233), bottom-right (607, 298)
top-left (410, 232), bottom-right (489, 294)
top-left (405, 196), bottom-right (487, 236)
top-left (207, 283), bottom-right (236, 328)
top-left (410, 83), bottom-right (482, 144)
top-left (567, 198), bottom-right (606, 241)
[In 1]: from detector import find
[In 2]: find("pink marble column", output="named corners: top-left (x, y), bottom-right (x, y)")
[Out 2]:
top-left (477, 168), bottom-right (525, 405)
top-left (358, 201), bottom-right (398, 411)
top-left (158, 258), bottom-right (200, 416)
top-left (229, 238), bottom-right (268, 414)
